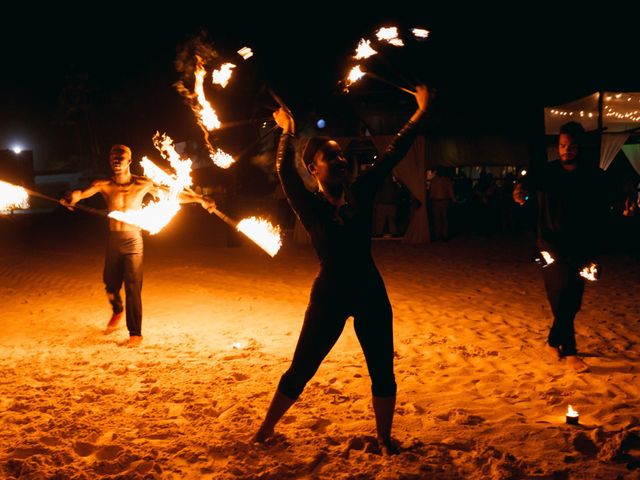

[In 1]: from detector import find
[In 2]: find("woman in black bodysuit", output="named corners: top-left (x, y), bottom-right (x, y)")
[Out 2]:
top-left (253, 85), bottom-right (429, 453)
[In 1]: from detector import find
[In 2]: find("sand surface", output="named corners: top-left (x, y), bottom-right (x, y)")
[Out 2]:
top-left (1, 208), bottom-right (639, 479)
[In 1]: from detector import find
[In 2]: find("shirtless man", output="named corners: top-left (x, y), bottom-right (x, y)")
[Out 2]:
top-left (61, 144), bottom-right (215, 346)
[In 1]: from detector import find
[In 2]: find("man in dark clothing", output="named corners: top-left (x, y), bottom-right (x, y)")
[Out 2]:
top-left (514, 122), bottom-right (608, 372)
top-left (252, 86), bottom-right (429, 454)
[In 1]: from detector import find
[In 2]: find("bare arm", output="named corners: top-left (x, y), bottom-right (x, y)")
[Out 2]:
top-left (60, 179), bottom-right (108, 208)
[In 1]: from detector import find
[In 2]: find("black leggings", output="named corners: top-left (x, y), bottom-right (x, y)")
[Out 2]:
top-left (278, 265), bottom-right (396, 399)
top-left (542, 259), bottom-right (584, 356)
top-left (103, 231), bottom-right (144, 336)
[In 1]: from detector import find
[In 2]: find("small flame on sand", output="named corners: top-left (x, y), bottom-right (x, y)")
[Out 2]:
top-left (0, 181), bottom-right (29, 212)
top-left (212, 63), bottom-right (236, 88)
top-left (230, 342), bottom-right (243, 350)
top-left (567, 405), bottom-right (579, 417)
top-left (354, 38), bottom-right (377, 59)
top-left (236, 216), bottom-right (282, 257)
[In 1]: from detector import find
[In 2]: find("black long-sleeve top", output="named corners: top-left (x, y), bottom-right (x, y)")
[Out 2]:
top-left (522, 159), bottom-right (609, 261)
top-left (277, 120), bottom-right (420, 270)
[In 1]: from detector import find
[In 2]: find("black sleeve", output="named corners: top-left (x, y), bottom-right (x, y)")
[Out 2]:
top-left (359, 119), bottom-right (421, 194)
top-left (276, 133), bottom-right (316, 223)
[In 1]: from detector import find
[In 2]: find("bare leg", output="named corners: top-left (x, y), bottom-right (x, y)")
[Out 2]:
top-left (253, 390), bottom-right (296, 442)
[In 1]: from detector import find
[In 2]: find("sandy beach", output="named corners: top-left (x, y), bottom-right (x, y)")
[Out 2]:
top-left (1, 207), bottom-right (639, 479)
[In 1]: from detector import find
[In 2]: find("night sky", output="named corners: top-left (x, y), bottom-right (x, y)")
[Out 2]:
top-left (1, 1), bottom-right (637, 170)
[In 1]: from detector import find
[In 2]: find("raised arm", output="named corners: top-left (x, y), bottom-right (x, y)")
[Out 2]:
top-left (364, 85), bottom-right (429, 188)
top-left (273, 107), bottom-right (316, 221)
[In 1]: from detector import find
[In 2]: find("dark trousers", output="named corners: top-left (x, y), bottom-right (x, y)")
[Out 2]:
top-left (541, 259), bottom-right (584, 356)
top-left (103, 231), bottom-right (143, 336)
top-left (431, 199), bottom-right (450, 240)
top-left (278, 265), bottom-right (396, 399)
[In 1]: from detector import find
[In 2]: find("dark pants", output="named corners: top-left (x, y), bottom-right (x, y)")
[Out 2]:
top-left (542, 259), bottom-right (584, 356)
top-left (431, 199), bottom-right (450, 240)
top-left (103, 231), bottom-right (144, 336)
top-left (278, 265), bottom-right (396, 399)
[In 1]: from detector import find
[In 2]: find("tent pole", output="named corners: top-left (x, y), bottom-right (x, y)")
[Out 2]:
top-left (597, 90), bottom-right (603, 133)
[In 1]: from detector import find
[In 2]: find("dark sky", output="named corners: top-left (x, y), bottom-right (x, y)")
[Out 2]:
top-left (1, 1), bottom-right (637, 169)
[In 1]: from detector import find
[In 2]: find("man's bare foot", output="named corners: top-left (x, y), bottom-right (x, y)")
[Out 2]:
top-left (378, 436), bottom-right (400, 456)
top-left (566, 355), bottom-right (589, 373)
top-left (544, 343), bottom-right (562, 361)
top-left (104, 312), bottom-right (123, 334)
top-left (126, 335), bottom-right (143, 347)
top-left (252, 425), bottom-right (274, 443)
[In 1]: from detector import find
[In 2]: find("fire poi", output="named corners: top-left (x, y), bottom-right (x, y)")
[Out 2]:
top-left (342, 25), bottom-right (429, 95)
top-left (0, 180), bottom-right (30, 213)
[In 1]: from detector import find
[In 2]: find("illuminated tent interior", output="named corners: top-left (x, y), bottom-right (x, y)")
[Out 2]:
top-left (544, 91), bottom-right (640, 175)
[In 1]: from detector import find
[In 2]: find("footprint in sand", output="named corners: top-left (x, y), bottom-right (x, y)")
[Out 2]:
top-left (73, 441), bottom-right (97, 457)
top-left (309, 418), bottom-right (332, 433)
top-left (437, 408), bottom-right (486, 426)
top-left (95, 444), bottom-right (124, 461)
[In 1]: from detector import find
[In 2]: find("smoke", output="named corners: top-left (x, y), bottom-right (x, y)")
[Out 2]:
top-left (174, 29), bottom-right (218, 82)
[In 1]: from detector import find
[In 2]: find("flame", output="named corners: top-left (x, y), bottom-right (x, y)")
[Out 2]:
top-left (194, 56), bottom-right (221, 131)
top-left (540, 251), bottom-right (555, 265)
top-left (152, 133), bottom-right (193, 188)
top-left (230, 342), bottom-right (243, 350)
top-left (0, 180), bottom-right (29, 213)
top-left (567, 405), bottom-right (579, 417)
top-left (237, 46), bottom-right (253, 60)
top-left (347, 65), bottom-right (366, 86)
top-left (212, 63), bottom-right (236, 88)
top-left (376, 26), bottom-right (404, 46)
top-left (210, 148), bottom-right (235, 169)
top-left (412, 28), bottom-right (430, 39)
top-left (108, 201), bottom-right (181, 235)
top-left (236, 216), bottom-right (282, 257)
top-left (579, 263), bottom-right (598, 282)
top-left (354, 38), bottom-right (377, 59)
top-left (108, 134), bottom-right (193, 234)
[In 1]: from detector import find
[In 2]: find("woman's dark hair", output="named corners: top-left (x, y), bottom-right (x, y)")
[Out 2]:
top-left (302, 137), bottom-right (332, 167)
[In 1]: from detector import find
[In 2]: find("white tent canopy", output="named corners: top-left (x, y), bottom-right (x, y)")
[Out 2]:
top-left (544, 91), bottom-right (640, 171)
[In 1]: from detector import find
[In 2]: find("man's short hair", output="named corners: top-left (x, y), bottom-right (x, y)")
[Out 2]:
top-left (110, 144), bottom-right (132, 155)
top-left (559, 121), bottom-right (585, 142)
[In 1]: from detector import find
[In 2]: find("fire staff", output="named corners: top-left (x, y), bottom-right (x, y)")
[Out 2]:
top-left (61, 144), bottom-right (215, 346)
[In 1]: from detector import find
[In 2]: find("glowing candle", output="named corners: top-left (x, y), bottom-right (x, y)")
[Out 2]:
top-left (566, 405), bottom-right (579, 425)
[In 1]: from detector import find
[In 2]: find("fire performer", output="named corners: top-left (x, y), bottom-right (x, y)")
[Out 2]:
top-left (513, 122), bottom-right (609, 373)
top-left (253, 85), bottom-right (429, 454)
top-left (60, 144), bottom-right (216, 347)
